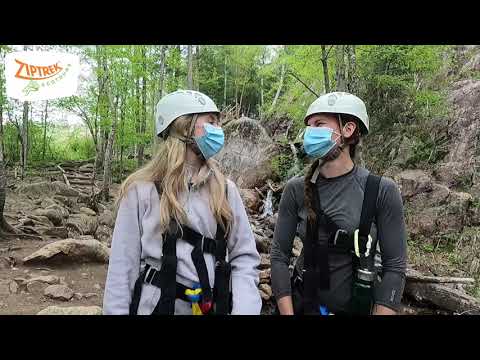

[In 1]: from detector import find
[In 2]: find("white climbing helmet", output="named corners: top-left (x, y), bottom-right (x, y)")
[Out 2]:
top-left (304, 91), bottom-right (370, 134)
top-left (155, 89), bottom-right (220, 137)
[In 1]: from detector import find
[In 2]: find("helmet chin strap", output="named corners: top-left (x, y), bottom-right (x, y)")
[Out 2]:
top-left (162, 114), bottom-right (205, 160)
top-left (187, 114), bottom-right (205, 160)
top-left (336, 114), bottom-right (346, 150)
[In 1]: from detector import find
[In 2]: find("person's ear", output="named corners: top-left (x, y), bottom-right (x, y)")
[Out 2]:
top-left (342, 121), bottom-right (357, 138)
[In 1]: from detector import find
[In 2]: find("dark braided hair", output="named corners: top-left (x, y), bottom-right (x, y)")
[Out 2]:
top-left (304, 158), bottom-right (320, 224)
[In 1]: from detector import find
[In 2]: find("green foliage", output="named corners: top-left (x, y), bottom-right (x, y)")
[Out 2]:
top-left (271, 153), bottom-right (294, 181)
top-left (357, 45), bottom-right (448, 131)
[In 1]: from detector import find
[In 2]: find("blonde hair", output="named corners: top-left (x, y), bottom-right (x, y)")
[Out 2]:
top-left (115, 114), bottom-right (233, 236)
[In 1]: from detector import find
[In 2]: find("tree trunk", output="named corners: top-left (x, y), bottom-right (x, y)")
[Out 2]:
top-left (187, 45), bottom-right (194, 90)
top-left (260, 76), bottom-right (264, 120)
top-left (102, 96), bottom-right (119, 202)
top-left (195, 45), bottom-right (200, 91)
top-left (20, 101), bottom-right (29, 180)
top-left (270, 63), bottom-right (286, 113)
top-left (0, 99), bottom-right (4, 163)
top-left (223, 54), bottom-right (227, 108)
top-left (42, 101), bottom-right (48, 161)
top-left (234, 64), bottom-right (238, 113)
top-left (119, 97), bottom-right (125, 181)
top-left (158, 45), bottom-right (167, 100)
top-left (137, 46), bottom-right (147, 168)
top-left (335, 45), bottom-right (347, 92)
top-left (346, 45), bottom-right (358, 93)
top-left (321, 45), bottom-right (331, 93)
top-left (0, 92), bottom-right (10, 233)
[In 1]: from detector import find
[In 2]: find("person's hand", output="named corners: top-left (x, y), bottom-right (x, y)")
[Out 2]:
top-left (277, 296), bottom-right (295, 315)
top-left (372, 304), bottom-right (397, 315)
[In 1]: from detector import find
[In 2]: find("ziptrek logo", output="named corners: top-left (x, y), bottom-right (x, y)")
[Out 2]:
top-left (5, 51), bottom-right (79, 101)
top-left (15, 59), bottom-right (64, 80)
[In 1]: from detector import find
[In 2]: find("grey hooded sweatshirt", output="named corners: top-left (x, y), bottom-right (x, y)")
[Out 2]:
top-left (103, 165), bottom-right (262, 315)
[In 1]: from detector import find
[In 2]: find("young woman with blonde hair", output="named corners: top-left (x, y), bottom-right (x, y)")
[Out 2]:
top-left (103, 90), bottom-right (261, 315)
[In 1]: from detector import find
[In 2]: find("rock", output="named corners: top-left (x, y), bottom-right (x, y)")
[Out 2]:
top-left (259, 269), bottom-right (271, 284)
top-left (461, 52), bottom-right (480, 73)
top-left (26, 275), bottom-right (60, 285)
top-left (95, 225), bottom-right (112, 243)
top-left (93, 284), bottom-right (102, 290)
top-left (66, 214), bottom-right (98, 237)
top-left (80, 207), bottom-right (97, 216)
top-left (44, 284), bottom-right (74, 301)
top-left (77, 235), bottom-right (95, 240)
top-left (435, 79), bottom-right (480, 186)
top-left (53, 195), bottom-right (77, 208)
top-left (33, 208), bottom-right (64, 227)
top-left (216, 117), bottom-right (279, 188)
top-left (259, 254), bottom-right (270, 270)
top-left (97, 203), bottom-right (107, 213)
top-left (9, 281), bottom-right (18, 294)
top-left (98, 210), bottom-right (115, 228)
top-left (26, 281), bottom-right (47, 294)
top-left (41, 198), bottom-right (57, 209)
top-left (73, 293), bottom-right (83, 300)
top-left (27, 215), bottom-right (54, 227)
top-left (293, 237), bottom-right (303, 252)
top-left (392, 136), bottom-right (417, 167)
top-left (22, 238), bottom-right (110, 265)
top-left (0, 281), bottom-right (10, 296)
top-left (83, 293), bottom-right (98, 299)
top-left (0, 257), bottom-right (11, 270)
top-left (259, 284), bottom-right (272, 301)
top-left (42, 227), bottom-right (69, 239)
top-left (46, 204), bottom-right (69, 218)
top-left (394, 170), bottom-right (433, 199)
top-left (239, 189), bottom-right (260, 213)
top-left (254, 233), bottom-right (271, 254)
top-left (17, 181), bottom-right (79, 198)
top-left (37, 305), bottom-right (102, 315)
top-left (408, 207), bottom-right (439, 237)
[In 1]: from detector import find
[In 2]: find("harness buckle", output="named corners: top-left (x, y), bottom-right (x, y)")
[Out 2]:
top-left (353, 229), bottom-right (372, 258)
top-left (333, 229), bottom-right (348, 246)
top-left (144, 266), bottom-right (158, 285)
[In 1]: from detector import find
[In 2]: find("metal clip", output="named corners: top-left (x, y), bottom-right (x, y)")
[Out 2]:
top-left (353, 229), bottom-right (372, 258)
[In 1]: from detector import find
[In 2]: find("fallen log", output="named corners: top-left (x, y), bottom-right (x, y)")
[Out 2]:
top-left (404, 281), bottom-right (480, 315)
top-left (406, 269), bottom-right (475, 284)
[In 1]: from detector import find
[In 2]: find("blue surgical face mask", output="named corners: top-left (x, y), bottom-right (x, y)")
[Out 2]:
top-left (194, 123), bottom-right (225, 160)
top-left (303, 126), bottom-right (341, 159)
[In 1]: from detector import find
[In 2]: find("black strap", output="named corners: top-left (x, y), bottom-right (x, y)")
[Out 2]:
top-left (152, 221), bottom-right (178, 314)
top-left (181, 225), bottom-right (218, 254)
top-left (129, 267), bottom-right (147, 315)
top-left (303, 185), bottom-right (320, 314)
top-left (313, 186), bottom-right (331, 291)
top-left (213, 222), bottom-right (231, 314)
top-left (357, 173), bottom-right (382, 270)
